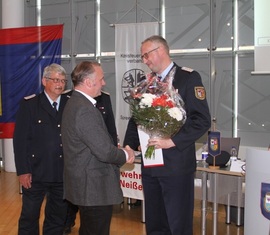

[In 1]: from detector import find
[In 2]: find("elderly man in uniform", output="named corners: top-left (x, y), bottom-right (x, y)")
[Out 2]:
top-left (13, 63), bottom-right (70, 235)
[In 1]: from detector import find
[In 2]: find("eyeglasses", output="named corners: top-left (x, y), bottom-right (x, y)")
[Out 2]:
top-left (46, 77), bottom-right (68, 84)
top-left (141, 47), bottom-right (159, 60)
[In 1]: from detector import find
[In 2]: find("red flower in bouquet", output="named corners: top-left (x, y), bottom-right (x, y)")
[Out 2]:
top-left (129, 67), bottom-right (187, 159)
top-left (152, 94), bottom-right (174, 108)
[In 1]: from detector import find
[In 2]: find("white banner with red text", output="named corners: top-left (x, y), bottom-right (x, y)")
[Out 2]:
top-left (120, 163), bottom-right (144, 200)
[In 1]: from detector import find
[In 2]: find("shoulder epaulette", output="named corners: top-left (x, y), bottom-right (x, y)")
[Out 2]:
top-left (62, 89), bottom-right (72, 98)
top-left (101, 90), bottom-right (110, 96)
top-left (24, 94), bottom-right (36, 100)
top-left (181, 67), bottom-right (194, 73)
top-left (62, 89), bottom-right (72, 94)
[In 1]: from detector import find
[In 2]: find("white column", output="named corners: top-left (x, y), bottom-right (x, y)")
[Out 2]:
top-left (2, 0), bottom-right (24, 172)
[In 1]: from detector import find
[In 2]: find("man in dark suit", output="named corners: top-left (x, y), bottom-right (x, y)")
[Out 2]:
top-left (124, 35), bottom-right (211, 235)
top-left (13, 63), bottom-right (70, 235)
top-left (61, 61), bottom-right (135, 235)
top-left (63, 90), bottom-right (119, 234)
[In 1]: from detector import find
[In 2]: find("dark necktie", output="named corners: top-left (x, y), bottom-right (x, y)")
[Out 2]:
top-left (52, 102), bottom-right (58, 114)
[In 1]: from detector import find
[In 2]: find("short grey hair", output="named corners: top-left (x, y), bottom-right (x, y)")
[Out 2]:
top-left (141, 35), bottom-right (170, 55)
top-left (43, 63), bottom-right (66, 78)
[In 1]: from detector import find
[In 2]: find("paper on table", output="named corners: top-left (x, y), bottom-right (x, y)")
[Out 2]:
top-left (230, 159), bottom-right (245, 173)
top-left (137, 128), bottom-right (164, 167)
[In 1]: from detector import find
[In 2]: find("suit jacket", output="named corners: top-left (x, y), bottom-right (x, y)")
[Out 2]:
top-left (61, 90), bottom-right (126, 206)
top-left (124, 63), bottom-right (211, 177)
top-left (64, 90), bottom-right (118, 146)
top-left (13, 92), bottom-right (70, 182)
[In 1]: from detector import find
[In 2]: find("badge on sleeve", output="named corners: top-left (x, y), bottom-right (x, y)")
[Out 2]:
top-left (194, 86), bottom-right (206, 100)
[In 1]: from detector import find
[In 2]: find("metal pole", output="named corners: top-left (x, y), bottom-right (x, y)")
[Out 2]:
top-left (232, 0), bottom-right (239, 137)
top-left (201, 171), bottom-right (208, 235)
top-left (212, 173), bottom-right (218, 235)
top-left (209, 0), bottom-right (217, 127)
top-left (70, 0), bottom-right (76, 71)
top-left (159, 0), bottom-right (165, 38)
top-left (96, 0), bottom-right (101, 62)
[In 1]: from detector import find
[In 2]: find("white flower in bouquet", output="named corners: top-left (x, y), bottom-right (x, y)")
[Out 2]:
top-left (139, 94), bottom-right (156, 108)
top-left (168, 107), bottom-right (183, 121)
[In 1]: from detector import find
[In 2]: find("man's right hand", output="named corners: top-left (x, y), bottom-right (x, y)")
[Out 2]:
top-left (19, 173), bottom-right (32, 189)
top-left (124, 145), bottom-right (135, 164)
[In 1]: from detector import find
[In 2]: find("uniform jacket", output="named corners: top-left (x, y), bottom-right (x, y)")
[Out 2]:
top-left (124, 63), bottom-right (211, 176)
top-left (61, 91), bottom-right (126, 206)
top-left (95, 91), bottom-right (118, 146)
top-left (13, 92), bottom-right (70, 182)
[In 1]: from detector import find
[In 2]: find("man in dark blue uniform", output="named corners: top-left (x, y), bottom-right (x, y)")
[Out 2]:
top-left (124, 35), bottom-right (211, 235)
top-left (13, 63), bottom-right (70, 235)
top-left (95, 91), bottom-right (118, 146)
top-left (63, 90), bottom-right (119, 234)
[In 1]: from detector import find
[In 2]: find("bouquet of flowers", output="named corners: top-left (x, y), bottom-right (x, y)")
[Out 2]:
top-left (129, 67), bottom-right (187, 159)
